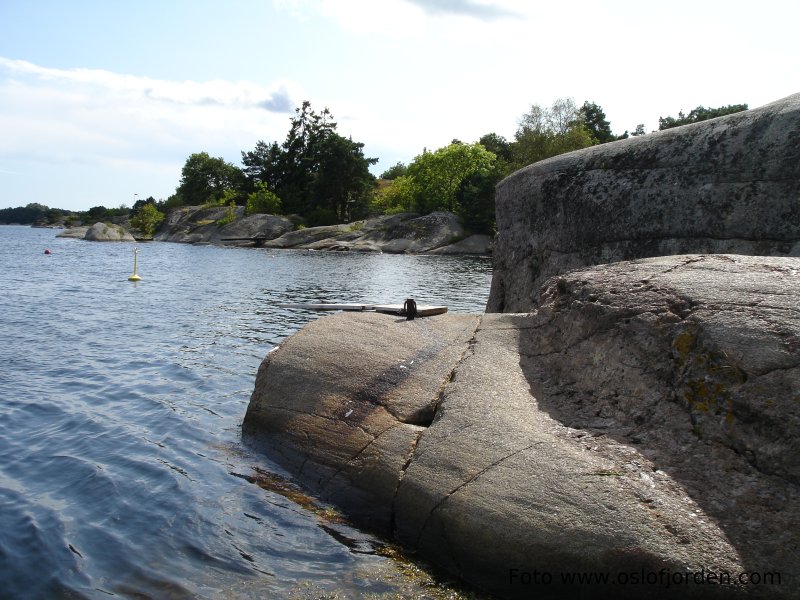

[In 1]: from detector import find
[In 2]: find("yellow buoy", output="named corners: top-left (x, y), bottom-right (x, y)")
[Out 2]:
top-left (128, 247), bottom-right (142, 281)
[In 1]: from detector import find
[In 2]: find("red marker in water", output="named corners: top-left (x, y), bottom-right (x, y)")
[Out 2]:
top-left (44, 249), bottom-right (52, 255)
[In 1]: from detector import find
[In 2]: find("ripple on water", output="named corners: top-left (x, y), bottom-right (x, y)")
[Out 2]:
top-left (0, 227), bottom-right (494, 599)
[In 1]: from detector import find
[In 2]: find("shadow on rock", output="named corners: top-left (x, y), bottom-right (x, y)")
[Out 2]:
top-left (518, 254), bottom-right (800, 598)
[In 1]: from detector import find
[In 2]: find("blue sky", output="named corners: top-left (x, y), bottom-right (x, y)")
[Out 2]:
top-left (1, 0), bottom-right (798, 212)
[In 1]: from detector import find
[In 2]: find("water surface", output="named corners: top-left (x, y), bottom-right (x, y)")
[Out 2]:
top-left (0, 226), bottom-right (492, 599)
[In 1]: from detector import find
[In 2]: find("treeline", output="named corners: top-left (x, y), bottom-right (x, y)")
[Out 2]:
top-left (1, 101), bottom-right (748, 234)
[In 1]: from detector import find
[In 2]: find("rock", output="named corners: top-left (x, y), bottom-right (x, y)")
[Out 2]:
top-left (488, 93), bottom-right (800, 312)
top-left (518, 255), bottom-right (800, 596)
top-left (83, 222), bottom-right (135, 242)
top-left (262, 223), bottom-right (352, 249)
top-left (153, 205), bottom-right (244, 244)
top-left (243, 312), bottom-right (480, 530)
top-left (212, 213), bottom-right (293, 245)
top-left (370, 211), bottom-right (465, 253)
top-left (428, 233), bottom-right (493, 255)
top-left (56, 226), bottom-right (90, 239)
top-left (243, 254), bottom-right (800, 598)
top-left (259, 211), bottom-right (469, 254)
top-left (149, 206), bottom-right (478, 253)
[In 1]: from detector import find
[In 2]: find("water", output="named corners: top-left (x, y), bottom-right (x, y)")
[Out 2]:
top-left (0, 226), bottom-right (492, 600)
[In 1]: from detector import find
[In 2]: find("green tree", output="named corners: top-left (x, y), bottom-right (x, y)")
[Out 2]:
top-left (241, 140), bottom-right (284, 190)
top-left (241, 101), bottom-right (376, 221)
top-left (246, 182), bottom-right (282, 215)
top-left (176, 152), bottom-right (245, 205)
top-left (478, 133), bottom-right (512, 162)
top-left (579, 101), bottom-right (615, 144)
top-left (311, 133), bottom-right (377, 222)
top-left (372, 174), bottom-right (416, 214)
top-left (380, 161), bottom-right (408, 180)
top-left (130, 202), bottom-right (165, 238)
top-left (86, 205), bottom-right (108, 222)
top-left (407, 142), bottom-right (496, 214)
top-left (658, 104), bottom-right (748, 130)
top-left (510, 98), bottom-right (596, 170)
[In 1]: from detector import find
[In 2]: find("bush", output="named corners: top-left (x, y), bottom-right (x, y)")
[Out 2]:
top-left (217, 201), bottom-right (237, 226)
top-left (246, 183), bottom-right (282, 216)
top-left (130, 203), bottom-right (165, 237)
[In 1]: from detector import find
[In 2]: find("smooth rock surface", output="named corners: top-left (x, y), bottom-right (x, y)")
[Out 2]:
top-left (83, 222), bottom-right (135, 242)
top-left (488, 93), bottom-right (800, 312)
top-left (213, 213), bottom-right (293, 245)
top-left (244, 256), bottom-right (800, 598)
top-left (56, 226), bottom-right (90, 239)
top-left (428, 233), bottom-right (493, 255)
top-left (243, 312), bottom-right (479, 530)
top-left (262, 211), bottom-right (472, 254)
top-left (153, 205), bottom-right (243, 244)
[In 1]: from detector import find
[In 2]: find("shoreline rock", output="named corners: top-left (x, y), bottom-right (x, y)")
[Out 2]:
top-left (243, 254), bottom-right (799, 599)
top-left (152, 208), bottom-right (491, 255)
top-left (243, 93), bottom-right (800, 598)
top-left (83, 222), bottom-right (136, 242)
top-left (488, 93), bottom-right (800, 312)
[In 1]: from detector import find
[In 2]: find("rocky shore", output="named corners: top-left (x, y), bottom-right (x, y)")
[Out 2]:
top-left (243, 94), bottom-right (800, 599)
top-left (155, 207), bottom-right (490, 254)
top-left (55, 205), bottom-right (492, 255)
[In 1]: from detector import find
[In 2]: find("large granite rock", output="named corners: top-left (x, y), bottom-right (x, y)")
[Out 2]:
top-left (488, 93), bottom-right (800, 312)
top-left (243, 312), bottom-right (480, 530)
top-left (261, 211), bottom-right (476, 254)
top-left (212, 213), bottom-right (293, 245)
top-left (153, 205), bottom-right (244, 244)
top-left (56, 226), bottom-right (90, 239)
top-left (83, 222), bottom-right (135, 242)
top-left (244, 254), bottom-right (799, 599)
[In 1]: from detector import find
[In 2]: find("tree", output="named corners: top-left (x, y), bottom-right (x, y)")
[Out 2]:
top-left (175, 152), bottom-right (245, 205)
top-left (478, 133), bottom-right (512, 162)
top-left (87, 205), bottom-right (108, 222)
top-left (579, 101), bottom-right (615, 144)
top-left (311, 133), bottom-right (377, 222)
top-left (130, 202), bottom-right (165, 238)
top-left (241, 140), bottom-right (283, 190)
top-left (241, 101), bottom-right (377, 221)
top-left (380, 162), bottom-right (408, 180)
top-left (372, 175), bottom-right (416, 214)
top-left (658, 104), bottom-right (748, 130)
top-left (510, 98), bottom-right (596, 170)
top-left (406, 142), bottom-right (496, 214)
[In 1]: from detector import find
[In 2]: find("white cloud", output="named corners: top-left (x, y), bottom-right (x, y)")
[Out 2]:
top-left (0, 57), bottom-right (301, 112)
top-left (0, 57), bottom-right (308, 208)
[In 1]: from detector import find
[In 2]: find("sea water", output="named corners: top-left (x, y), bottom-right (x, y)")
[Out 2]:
top-left (0, 225), bottom-right (492, 599)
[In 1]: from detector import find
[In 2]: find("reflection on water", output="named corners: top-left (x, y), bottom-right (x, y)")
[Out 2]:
top-left (0, 226), bottom-right (492, 599)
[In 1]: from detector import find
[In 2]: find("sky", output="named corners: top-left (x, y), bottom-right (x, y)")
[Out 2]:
top-left (0, 0), bottom-right (798, 212)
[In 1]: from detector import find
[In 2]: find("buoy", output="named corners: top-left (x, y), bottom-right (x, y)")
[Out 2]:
top-left (128, 247), bottom-right (142, 281)
top-left (44, 249), bottom-right (52, 255)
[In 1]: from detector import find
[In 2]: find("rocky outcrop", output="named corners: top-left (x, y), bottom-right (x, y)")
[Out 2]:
top-left (244, 254), bottom-right (799, 599)
top-left (488, 93), bottom-right (800, 312)
top-left (56, 226), bottom-right (90, 239)
top-left (263, 211), bottom-right (485, 254)
top-left (153, 205), bottom-right (244, 244)
top-left (212, 213), bottom-right (294, 245)
top-left (83, 222), bottom-right (136, 242)
top-left (150, 206), bottom-right (489, 254)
